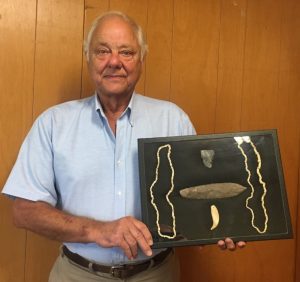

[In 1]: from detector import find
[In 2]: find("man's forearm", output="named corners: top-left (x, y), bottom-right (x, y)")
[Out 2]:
top-left (13, 198), bottom-right (98, 243)
top-left (12, 198), bottom-right (153, 259)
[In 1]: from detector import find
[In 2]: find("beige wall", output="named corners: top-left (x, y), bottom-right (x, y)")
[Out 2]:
top-left (1, 0), bottom-right (299, 281)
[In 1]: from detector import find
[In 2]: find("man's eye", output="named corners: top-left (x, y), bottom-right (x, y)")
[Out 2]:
top-left (119, 50), bottom-right (135, 57)
top-left (95, 49), bottom-right (110, 56)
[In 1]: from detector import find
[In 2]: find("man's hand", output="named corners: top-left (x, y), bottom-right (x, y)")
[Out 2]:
top-left (92, 216), bottom-right (153, 260)
top-left (217, 238), bottom-right (246, 251)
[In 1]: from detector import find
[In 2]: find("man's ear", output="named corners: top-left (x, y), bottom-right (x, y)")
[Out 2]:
top-left (84, 50), bottom-right (90, 64)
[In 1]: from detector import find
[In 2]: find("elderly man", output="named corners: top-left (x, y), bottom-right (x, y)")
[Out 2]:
top-left (2, 11), bottom-right (244, 282)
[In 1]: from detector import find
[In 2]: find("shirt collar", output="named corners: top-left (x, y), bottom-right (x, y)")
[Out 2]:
top-left (94, 92), bottom-right (135, 127)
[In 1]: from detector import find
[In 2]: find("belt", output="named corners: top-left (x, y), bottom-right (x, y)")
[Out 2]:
top-left (62, 245), bottom-right (172, 279)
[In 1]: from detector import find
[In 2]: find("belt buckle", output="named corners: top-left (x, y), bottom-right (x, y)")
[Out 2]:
top-left (110, 265), bottom-right (126, 279)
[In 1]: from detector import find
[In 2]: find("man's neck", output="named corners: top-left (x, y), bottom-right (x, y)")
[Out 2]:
top-left (97, 91), bottom-right (133, 135)
top-left (97, 92), bottom-right (132, 118)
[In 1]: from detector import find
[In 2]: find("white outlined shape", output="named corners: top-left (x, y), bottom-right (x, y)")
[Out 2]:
top-left (235, 136), bottom-right (268, 234)
top-left (149, 144), bottom-right (177, 239)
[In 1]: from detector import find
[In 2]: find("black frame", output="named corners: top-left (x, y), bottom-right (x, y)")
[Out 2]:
top-left (138, 130), bottom-right (292, 248)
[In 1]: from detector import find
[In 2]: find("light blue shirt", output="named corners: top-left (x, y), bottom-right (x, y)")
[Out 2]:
top-left (2, 93), bottom-right (195, 264)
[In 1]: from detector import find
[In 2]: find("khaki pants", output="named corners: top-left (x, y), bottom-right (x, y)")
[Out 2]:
top-left (49, 250), bottom-right (180, 282)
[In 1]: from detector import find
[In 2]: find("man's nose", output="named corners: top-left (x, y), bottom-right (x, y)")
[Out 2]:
top-left (108, 52), bottom-right (122, 68)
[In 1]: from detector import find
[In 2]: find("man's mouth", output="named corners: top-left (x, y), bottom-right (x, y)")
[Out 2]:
top-left (104, 74), bottom-right (126, 79)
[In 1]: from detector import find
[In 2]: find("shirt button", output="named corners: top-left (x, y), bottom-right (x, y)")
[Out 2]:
top-left (117, 191), bottom-right (122, 196)
top-left (117, 160), bottom-right (122, 166)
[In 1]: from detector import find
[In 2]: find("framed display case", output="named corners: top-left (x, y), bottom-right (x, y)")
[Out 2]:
top-left (138, 130), bottom-right (292, 248)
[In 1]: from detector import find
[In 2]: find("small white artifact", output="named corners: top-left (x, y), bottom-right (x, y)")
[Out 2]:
top-left (210, 205), bottom-right (219, 230)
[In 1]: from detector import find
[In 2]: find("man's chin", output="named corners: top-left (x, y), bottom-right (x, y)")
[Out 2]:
top-left (98, 87), bottom-right (133, 98)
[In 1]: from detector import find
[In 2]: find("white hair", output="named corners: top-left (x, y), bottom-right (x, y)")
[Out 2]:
top-left (84, 11), bottom-right (148, 62)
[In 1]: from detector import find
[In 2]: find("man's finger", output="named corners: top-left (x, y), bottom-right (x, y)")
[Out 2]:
top-left (130, 226), bottom-right (152, 257)
top-left (133, 220), bottom-right (153, 246)
top-left (119, 238), bottom-right (134, 260)
top-left (217, 240), bottom-right (227, 250)
top-left (130, 220), bottom-right (153, 256)
top-left (225, 238), bottom-right (236, 251)
top-left (123, 232), bottom-right (138, 259)
top-left (237, 241), bottom-right (246, 248)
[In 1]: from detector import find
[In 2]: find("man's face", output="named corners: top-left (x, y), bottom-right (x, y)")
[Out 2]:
top-left (87, 17), bottom-right (143, 98)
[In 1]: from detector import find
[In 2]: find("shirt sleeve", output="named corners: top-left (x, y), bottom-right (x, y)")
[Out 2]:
top-left (179, 110), bottom-right (197, 136)
top-left (2, 110), bottom-right (57, 206)
top-left (169, 102), bottom-right (197, 136)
